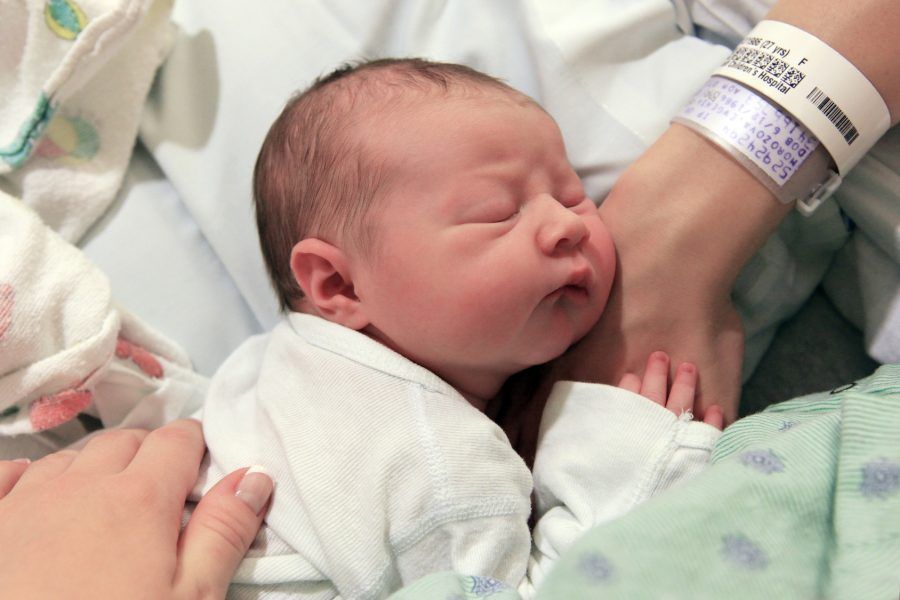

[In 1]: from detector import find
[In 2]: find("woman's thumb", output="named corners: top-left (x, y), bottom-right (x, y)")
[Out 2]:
top-left (174, 466), bottom-right (273, 598)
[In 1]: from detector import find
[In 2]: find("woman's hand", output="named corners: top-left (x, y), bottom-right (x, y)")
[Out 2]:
top-left (572, 125), bottom-right (774, 425)
top-left (0, 419), bottom-right (273, 599)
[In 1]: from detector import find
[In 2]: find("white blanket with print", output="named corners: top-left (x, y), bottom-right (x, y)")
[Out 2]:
top-left (0, 0), bottom-right (204, 446)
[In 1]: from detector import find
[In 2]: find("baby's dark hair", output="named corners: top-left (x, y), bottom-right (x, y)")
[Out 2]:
top-left (253, 58), bottom-right (521, 312)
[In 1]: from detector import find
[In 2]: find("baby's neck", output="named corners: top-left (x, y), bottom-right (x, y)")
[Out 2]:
top-left (361, 323), bottom-right (510, 412)
top-left (462, 394), bottom-right (490, 412)
top-left (421, 366), bottom-right (518, 414)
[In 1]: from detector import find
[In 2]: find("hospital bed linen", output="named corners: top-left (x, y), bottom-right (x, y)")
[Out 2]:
top-left (388, 364), bottom-right (900, 599)
top-left (0, 191), bottom-right (205, 439)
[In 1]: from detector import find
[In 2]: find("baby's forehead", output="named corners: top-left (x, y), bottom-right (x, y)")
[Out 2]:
top-left (323, 67), bottom-right (565, 190)
top-left (329, 65), bottom-right (532, 121)
top-left (358, 91), bottom-right (547, 150)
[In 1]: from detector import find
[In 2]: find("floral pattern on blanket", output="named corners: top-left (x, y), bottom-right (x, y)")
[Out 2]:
top-left (0, 95), bottom-right (55, 169)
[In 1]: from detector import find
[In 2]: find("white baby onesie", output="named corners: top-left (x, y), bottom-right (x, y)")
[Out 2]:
top-left (201, 313), bottom-right (721, 599)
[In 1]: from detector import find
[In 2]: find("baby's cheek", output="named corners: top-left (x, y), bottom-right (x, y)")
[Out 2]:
top-left (590, 226), bottom-right (617, 291)
top-left (460, 275), bottom-right (534, 329)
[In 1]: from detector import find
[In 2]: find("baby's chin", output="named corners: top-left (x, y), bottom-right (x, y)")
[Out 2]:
top-left (568, 315), bottom-right (603, 353)
top-left (506, 293), bottom-right (608, 370)
top-left (580, 285), bottom-right (611, 335)
top-left (524, 321), bottom-right (596, 367)
top-left (539, 307), bottom-right (604, 365)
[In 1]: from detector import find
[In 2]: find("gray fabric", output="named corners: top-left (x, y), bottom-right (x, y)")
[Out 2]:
top-left (741, 288), bottom-right (879, 416)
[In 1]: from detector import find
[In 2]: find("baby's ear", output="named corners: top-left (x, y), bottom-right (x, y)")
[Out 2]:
top-left (290, 239), bottom-right (369, 330)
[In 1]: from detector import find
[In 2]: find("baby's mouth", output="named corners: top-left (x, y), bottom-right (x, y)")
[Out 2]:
top-left (562, 268), bottom-right (591, 297)
top-left (547, 277), bottom-right (590, 302)
top-left (557, 284), bottom-right (589, 300)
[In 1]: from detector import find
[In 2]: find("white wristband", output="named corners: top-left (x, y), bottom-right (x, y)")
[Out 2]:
top-left (673, 77), bottom-right (840, 215)
top-left (714, 20), bottom-right (890, 176)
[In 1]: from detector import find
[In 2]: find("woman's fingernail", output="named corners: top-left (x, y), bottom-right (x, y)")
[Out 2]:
top-left (235, 465), bottom-right (274, 515)
top-left (12, 458), bottom-right (31, 464)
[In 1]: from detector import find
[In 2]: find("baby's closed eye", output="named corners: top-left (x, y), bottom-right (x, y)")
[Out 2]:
top-left (466, 199), bottom-right (520, 223)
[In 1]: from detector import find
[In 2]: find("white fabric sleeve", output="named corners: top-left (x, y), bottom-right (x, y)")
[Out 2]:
top-left (396, 513), bottom-right (532, 591)
top-left (522, 381), bottom-right (722, 593)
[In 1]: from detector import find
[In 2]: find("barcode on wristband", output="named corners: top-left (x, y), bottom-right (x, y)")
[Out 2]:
top-left (806, 87), bottom-right (859, 145)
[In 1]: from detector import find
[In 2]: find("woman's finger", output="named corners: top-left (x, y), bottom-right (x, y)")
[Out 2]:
top-left (639, 351), bottom-right (669, 405)
top-left (123, 419), bottom-right (207, 542)
top-left (665, 362), bottom-right (697, 416)
top-left (0, 460), bottom-right (30, 498)
top-left (66, 429), bottom-right (148, 475)
top-left (174, 466), bottom-right (273, 599)
top-left (618, 373), bottom-right (642, 394)
top-left (125, 420), bottom-right (205, 496)
top-left (11, 450), bottom-right (78, 489)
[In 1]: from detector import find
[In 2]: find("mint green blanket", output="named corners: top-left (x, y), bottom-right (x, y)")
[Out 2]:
top-left (390, 364), bottom-right (900, 599)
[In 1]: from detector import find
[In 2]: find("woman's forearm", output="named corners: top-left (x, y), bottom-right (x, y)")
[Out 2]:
top-left (507, 0), bottom-right (900, 446)
top-left (574, 0), bottom-right (899, 422)
top-left (604, 0), bottom-right (899, 294)
top-left (598, 124), bottom-right (791, 297)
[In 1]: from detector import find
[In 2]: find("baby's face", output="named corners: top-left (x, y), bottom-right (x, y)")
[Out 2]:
top-left (351, 94), bottom-right (616, 397)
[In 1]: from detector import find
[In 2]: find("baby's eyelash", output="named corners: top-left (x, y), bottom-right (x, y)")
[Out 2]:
top-left (473, 200), bottom-right (520, 223)
top-left (487, 206), bottom-right (519, 223)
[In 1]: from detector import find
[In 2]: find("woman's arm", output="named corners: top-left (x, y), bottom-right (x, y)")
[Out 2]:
top-left (591, 0), bottom-right (899, 411)
top-left (498, 0), bottom-right (900, 465)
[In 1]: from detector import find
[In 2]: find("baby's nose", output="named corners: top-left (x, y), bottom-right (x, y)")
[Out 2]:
top-left (537, 197), bottom-right (590, 255)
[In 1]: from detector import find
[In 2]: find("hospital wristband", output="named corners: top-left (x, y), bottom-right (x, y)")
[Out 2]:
top-left (714, 20), bottom-right (891, 176)
top-left (673, 76), bottom-right (840, 215)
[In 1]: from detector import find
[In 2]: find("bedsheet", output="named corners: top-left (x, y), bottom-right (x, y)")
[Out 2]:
top-left (389, 364), bottom-right (900, 599)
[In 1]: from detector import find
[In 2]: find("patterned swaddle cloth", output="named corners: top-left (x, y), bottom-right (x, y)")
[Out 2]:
top-left (0, 0), bottom-right (205, 446)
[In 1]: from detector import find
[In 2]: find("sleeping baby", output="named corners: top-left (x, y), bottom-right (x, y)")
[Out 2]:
top-left (200, 58), bottom-right (723, 598)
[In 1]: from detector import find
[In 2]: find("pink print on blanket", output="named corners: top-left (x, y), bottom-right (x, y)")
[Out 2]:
top-left (24, 338), bottom-right (166, 432)
top-left (115, 337), bottom-right (164, 378)
top-left (29, 388), bottom-right (93, 431)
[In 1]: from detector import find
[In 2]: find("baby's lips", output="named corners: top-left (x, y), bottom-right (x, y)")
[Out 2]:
top-left (564, 263), bottom-right (593, 290)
